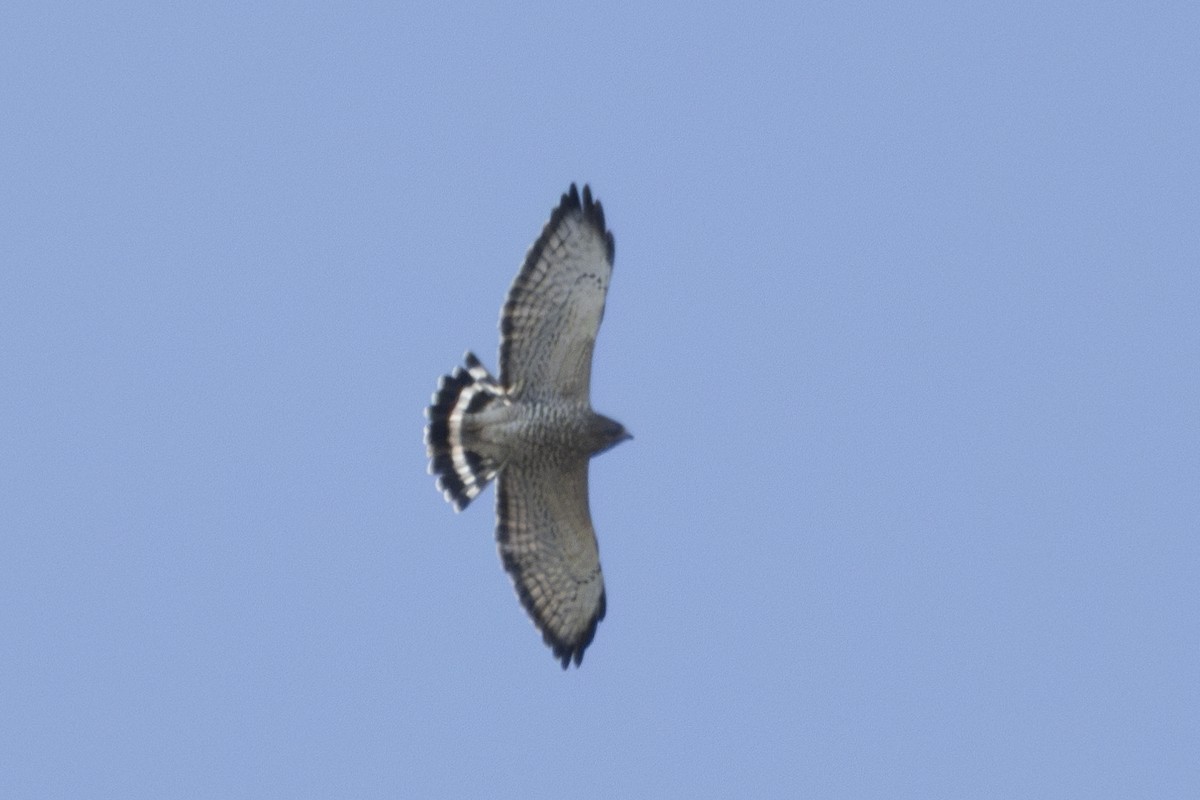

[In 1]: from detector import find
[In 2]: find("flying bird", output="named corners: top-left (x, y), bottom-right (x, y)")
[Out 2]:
top-left (425, 184), bottom-right (630, 668)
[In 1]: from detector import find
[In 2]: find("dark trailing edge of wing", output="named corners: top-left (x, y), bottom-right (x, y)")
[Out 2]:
top-left (496, 478), bottom-right (606, 669)
top-left (499, 183), bottom-right (615, 388)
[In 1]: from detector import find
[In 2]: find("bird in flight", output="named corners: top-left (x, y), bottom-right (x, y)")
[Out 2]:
top-left (425, 184), bottom-right (630, 668)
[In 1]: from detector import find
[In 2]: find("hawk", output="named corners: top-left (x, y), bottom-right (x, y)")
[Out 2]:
top-left (425, 184), bottom-right (630, 668)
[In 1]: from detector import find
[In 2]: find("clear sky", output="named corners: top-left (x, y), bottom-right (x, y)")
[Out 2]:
top-left (3, 2), bottom-right (1197, 798)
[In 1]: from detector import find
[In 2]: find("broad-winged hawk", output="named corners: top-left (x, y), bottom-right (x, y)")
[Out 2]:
top-left (425, 184), bottom-right (630, 668)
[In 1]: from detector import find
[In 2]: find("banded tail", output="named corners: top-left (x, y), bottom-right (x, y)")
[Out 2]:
top-left (425, 351), bottom-right (505, 511)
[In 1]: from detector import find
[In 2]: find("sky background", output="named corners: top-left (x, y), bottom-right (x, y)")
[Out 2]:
top-left (3, 2), bottom-right (1198, 798)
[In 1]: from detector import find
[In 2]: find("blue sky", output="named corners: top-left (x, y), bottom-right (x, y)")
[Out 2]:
top-left (3, 2), bottom-right (1198, 797)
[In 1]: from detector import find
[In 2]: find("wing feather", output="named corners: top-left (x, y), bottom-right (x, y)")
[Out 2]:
top-left (495, 458), bottom-right (606, 668)
top-left (499, 184), bottom-right (615, 402)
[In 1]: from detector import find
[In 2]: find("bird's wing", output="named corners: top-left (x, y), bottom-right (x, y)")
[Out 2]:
top-left (495, 457), bottom-right (606, 668)
top-left (499, 184), bottom-right (615, 402)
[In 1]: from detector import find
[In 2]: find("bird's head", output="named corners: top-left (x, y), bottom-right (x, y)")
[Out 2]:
top-left (590, 414), bottom-right (632, 455)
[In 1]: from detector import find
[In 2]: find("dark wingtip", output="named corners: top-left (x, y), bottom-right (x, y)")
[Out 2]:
top-left (551, 642), bottom-right (581, 670)
top-left (546, 587), bottom-right (605, 670)
top-left (579, 184), bottom-right (614, 264)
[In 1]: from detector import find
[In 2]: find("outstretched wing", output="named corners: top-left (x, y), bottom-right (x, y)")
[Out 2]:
top-left (499, 184), bottom-right (615, 402)
top-left (496, 458), bottom-right (606, 668)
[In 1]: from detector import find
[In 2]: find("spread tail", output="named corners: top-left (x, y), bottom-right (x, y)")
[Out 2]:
top-left (425, 352), bottom-right (503, 510)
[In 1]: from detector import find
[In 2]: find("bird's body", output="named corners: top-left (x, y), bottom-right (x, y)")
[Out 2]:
top-left (425, 184), bottom-right (629, 668)
top-left (465, 399), bottom-right (621, 463)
